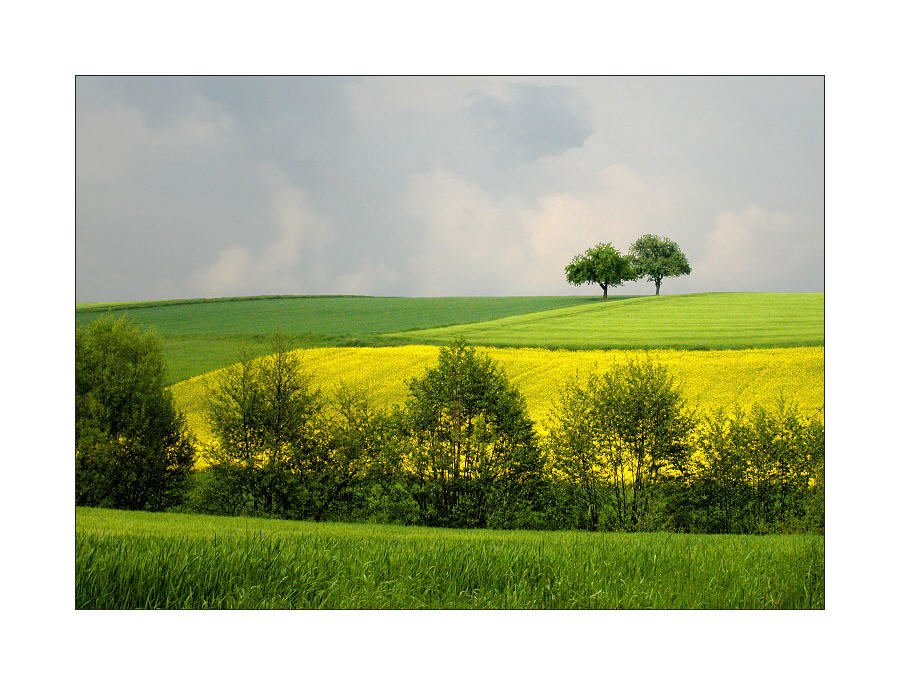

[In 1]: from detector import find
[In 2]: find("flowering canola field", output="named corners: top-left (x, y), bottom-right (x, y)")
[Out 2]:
top-left (172, 345), bottom-right (824, 450)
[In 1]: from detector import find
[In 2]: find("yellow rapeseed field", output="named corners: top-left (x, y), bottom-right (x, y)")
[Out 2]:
top-left (171, 345), bottom-right (824, 453)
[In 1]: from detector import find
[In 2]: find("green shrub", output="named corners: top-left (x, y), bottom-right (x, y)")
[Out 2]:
top-left (76, 316), bottom-right (194, 510)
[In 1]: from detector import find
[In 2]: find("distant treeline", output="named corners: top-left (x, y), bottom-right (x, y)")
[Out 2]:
top-left (75, 317), bottom-right (824, 534)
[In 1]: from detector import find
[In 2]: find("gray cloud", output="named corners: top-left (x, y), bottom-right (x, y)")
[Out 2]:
top-left (76, 76), bottom-right (824, 301)
top-left (469, 85), bottom-right (593, 163)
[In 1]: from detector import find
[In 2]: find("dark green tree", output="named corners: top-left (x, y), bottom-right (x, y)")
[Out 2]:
top-left (564, 242), bottom-right (636, 300)
top-left (743, 400), bottom-right (823, 532)
top-left (629, 234), bottom-right (691, 295)
top-left (301, 384), bottom-right (392, 522)
top-left (547, 358), bottom-right (694, 529)
top-left (544, 373), bottom-right (610, 529)
top-left (402, 340), bottom-right (544, 528)
top-left (202, 334), bottom-right (324, 517)
top-left (75, 315), bottom-right (195, 510)
top-left (201, 336), bottom-right (389, 522)
top-left (675, 401), bottom-right (825, 534)
top-left (691, 407), bottom-right (756, 533)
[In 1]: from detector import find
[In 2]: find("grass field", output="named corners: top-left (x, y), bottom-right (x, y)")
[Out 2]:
top-left (75, 293), bottom-right (824, 384)
top-left (76, 507), bottom-right (824, 609)
top-left (76, 295), bottom-right (601, 384)
top-left (390, 292), bottom-right (824, 349)
top-left (172, 345), bottom-right (824, 449)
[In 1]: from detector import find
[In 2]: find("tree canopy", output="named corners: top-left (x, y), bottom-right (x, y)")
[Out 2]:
top-left (629, 234), bottom-right (691, 295)
top-left (564, 242), bottom-right (636, 300)
top-left (75, 315), bottom-right (195, 510)
top-left (402, 339), bottom-right (544, 528)
top-left (546, 358), bottom-right (694, 529)
top-left (200, 334), bottom-right (391, 521)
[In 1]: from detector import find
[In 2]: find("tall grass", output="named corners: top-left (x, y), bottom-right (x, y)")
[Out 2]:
top-left (76, 508), bottom-right (824, 610)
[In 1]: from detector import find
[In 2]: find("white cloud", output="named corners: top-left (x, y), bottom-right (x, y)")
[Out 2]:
top-left (189, 245), bottom-right (252, 296)
top-left (333, 262), bottom-right (404, 296)
top-left (188, 167), bottom-right (333, 297)
top-left (76, 96), bottom-right (237, 185)
top-left (697, 206), bottom-right (814, 291)
top-left (77, 77), bottom-right (824, 300)
top-left (403, 164), bottom-right (678, 296)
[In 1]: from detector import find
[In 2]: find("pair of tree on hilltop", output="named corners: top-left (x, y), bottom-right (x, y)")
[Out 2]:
top-left (565, 234), bottom-right (691, 299)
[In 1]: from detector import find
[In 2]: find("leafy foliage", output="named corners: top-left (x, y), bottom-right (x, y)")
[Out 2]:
top-left (547, 358), bottom-right (695, 529)
top-left (401, 340), bottom-right (545, 528)
top-left (199, 335), bottom-right (397, 521)
top-left (664, 401), bottom-right (825, 534)
top-left (629, 234), bottom-right (691, 295)
top-left (201, 335), bottom-right (325, 517)
top-left (75, 316), bottom-right (195, 510)
top-left (564, 242), bottom-right (636, 299)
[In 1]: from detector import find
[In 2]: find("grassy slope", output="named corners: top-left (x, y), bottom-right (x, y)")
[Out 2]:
top-left (76, 507), bottom-right (824, 609)
top-left (173, 345), bottom-right (824, 448)
top-left (389, 292), bottom-right (825, 349)
top-left (76, 293), bottom-right (824, 384)
top-left (76, 295), bottom-right (600, 384)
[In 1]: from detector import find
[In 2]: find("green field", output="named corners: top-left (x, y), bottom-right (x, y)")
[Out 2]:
top-left (76, 295), bottom-right (599, 383)
top-left (75, 292), bottom-right (823, 384)
top-left (76, 508), bottom-right (824, 609)
top-left (390, 292), bottom-right (825, 349)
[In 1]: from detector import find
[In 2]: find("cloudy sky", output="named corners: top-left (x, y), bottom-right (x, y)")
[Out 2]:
top-left (75, 76), bottom-right (823, 302)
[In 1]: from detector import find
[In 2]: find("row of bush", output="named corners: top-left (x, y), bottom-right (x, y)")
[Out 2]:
top-left (76, 317), bottom-right (824, 534)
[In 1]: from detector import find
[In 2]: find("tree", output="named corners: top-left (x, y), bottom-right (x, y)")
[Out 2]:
top-left (544, 373), bottom-right (610, 529)
top-left (690, 407), bottom-right (756, 533)
top-left (402, 340), bottom-right (544, 528)
top-left (546, 358), bottom-right (694, 529)
top-left (629, 234), bottom-right (691, 295)
top-left (302, 383), bottom-right (391, 522)
top-left (201, 335), bottom-right (387, 522)
top-left (564, 242), bottom-right (636, 300)
top-left (203, 334), bottom-right (325, 517)
top-left (670, 401), bottom-right (825, 534)
top-left (76, 315), bottom-right (195, 510)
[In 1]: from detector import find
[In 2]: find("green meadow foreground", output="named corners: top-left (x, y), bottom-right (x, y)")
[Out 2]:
top-left (76, 508), bottom-right (824, 610)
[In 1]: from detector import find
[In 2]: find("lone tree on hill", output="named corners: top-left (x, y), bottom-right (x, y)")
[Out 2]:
top-left (564, 242), bottom-right (636, 300)
top-left (629, 234), bottom-right (691, 295)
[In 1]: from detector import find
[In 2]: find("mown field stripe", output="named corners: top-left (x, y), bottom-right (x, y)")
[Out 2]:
top-left (388, 292), bottom-right (824, 349)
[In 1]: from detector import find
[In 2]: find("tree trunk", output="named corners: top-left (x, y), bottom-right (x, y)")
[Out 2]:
top-left (655, 279), bottom-right (661, 295)
top-left (601, 284), bottom-right (608, 300)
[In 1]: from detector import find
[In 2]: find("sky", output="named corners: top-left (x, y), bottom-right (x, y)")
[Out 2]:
top-left (75, 76), bottom-right (824, 302)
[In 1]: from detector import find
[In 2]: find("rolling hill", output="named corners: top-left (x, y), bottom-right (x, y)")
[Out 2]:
top-left (387, 292), bottom-right (825, 349)
top-left (76, 294), bottom-right (602, 383)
